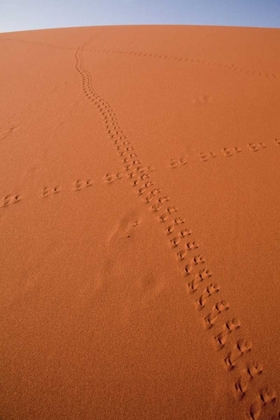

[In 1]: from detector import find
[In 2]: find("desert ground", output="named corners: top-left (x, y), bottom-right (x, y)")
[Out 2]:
top-left (0, 25), bottom-right (280, 420)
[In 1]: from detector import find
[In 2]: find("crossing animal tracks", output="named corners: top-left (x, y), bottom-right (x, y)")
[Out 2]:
top-left (1, 32), bottom-right (279, 420)
top-left (72, 37), bottom-right (280, 419)
top-left (3, 37), bottom-right (278, 82)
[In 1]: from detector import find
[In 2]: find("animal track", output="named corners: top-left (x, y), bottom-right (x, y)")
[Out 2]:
top-left (200, 151), bottom-right (216, 162)
top-left (42, 186), bottom-right (61, 197)
top-left (73, 38), bottom-right (280, 419)
top-left (145, 188), bottom-right (161, 203)
top-left (222, 147), bottom-right (242, 157)
top-left (195, 282), bottom-right (220, 309)
top-left (192, 95), bottom-right (213, 104)
top-left (224, 338), bottom-right (252, 370)
top-left (247, 142), bottom-right (267, 152)
top-left (204, 300), bottom-right (230, 329)
top-left (235, 361), bottom-right (263, 400)
top-left (136, 181), bottom-right (153, 193)
top-left (104, 172), bottom-right (122, 183)
top-left (159, 206), bottom-right (178, 222)
top-left (187, 269), bottom-right (212, 293)
top-left (177, 240), bottom-right (199, 259)
top-left (249, 387), bottom-right (277, 420)
top-left (89, 46), bottom-right (277, 80)
top-left (1, 194), bottom-right (21, 208)
top-left (151, 196), bottom-right (170, 212)
top-left (164, 217), bottom-right (185, 233)
top-left (74, 179), bottom-right (93, 190)
top-left (170, 158), bottom-right (187, 168)
top-left (169, 228), bottom-right (192, 248)
top-left (184, 255), bottom-right (206, 277)
top-left (214, 318), bottom-right (241, 350)
top-left (1, 33), bottom-right (279, 420)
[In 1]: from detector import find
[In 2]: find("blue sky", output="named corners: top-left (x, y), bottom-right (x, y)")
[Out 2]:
top-left (0, 0), bottom-right (279, 33)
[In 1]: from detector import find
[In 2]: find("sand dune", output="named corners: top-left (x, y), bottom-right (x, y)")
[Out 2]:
top-left (0, 25), bottom-right (280, 420)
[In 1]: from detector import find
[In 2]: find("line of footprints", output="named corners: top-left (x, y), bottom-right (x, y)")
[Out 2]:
top-left (76, 41), bottom-right (280, 420)
top-left (2, 38), bottom-right (278, 81)
top-left (1, 35), bottom-right (279, 420)
top-left (89, 47), bottom-right (278, 80)
top-left (2, 138), bottom-right (279, 208)
top-left (1, 37), bottom-right (278, 420)
top-left (0, 179), bottom-right (94, 209)
top-left (111, 136), bottom-right (280, 420)
top-left (4, 39), bottom-right (277, 419)
top-left (117, 146), bottom-right (278, 419)
top-left (170, 139), bottom-right (279, 168)
top-left (75, 38), bottom-right (280, 419)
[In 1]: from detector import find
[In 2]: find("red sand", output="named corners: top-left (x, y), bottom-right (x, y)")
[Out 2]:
top-left (0, 25), bottom-right (280, 420)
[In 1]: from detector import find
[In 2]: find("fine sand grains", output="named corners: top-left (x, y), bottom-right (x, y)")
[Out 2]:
top-left (72, 35), bottom-right (280, 420)
top-left (0, 25), bottom-right (280, 420)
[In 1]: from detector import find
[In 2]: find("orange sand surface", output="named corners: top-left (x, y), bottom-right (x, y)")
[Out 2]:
top-left (0, 25), bottom-right (280, 420)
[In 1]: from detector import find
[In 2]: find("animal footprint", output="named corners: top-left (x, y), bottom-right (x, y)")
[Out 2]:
top-left (130, 166), bottom-right (154, 178)
top-left (185, 255), bottom-right (205, 277)
top-left (124, 160), bottom-right (142, 171)
top-left (187, 269), bottom-right (212, 293)
top-left (74, 179), bottom-right (93, 190)
top-left (177, 240), bottom-right (199, 259)
top-left (170, 158), bottom-right (187, 168)
top-left (247, 143), bottom-right (266, 152)
top-left (195, 282), bottom-right (219, 309)
top-left (1, 194), bottom-right (21, 207)
top-left (235, 361), bottom-right (263, 400)
top-left (164, 217), bottom-right (185, 233)
top-left (159, 206), bottom-right (178, 222)
top-left (214, 318), bottom-right (241, 349)
top-left (204, 300), bottom-right (230, 328)
top-left (104, 173), bottom-right (122, 183)
top-left (145, 188), bottom-right (161, 203)
top-left (170, 159), bottom-right (178, 168)
top-left (222, 147), bottom-right (241, 157)
top-left (224, 338), bottom-right (252, 370)
top-left (200, 152), bottom-right (216, 162)
top-left (249, 387), bottom-right (277, 420)
top-left (151, 196), bottom-right (170, 212)
top-left (169, 229), bottom-right (192, 248)
top-left (138, 181), bottom-right (154, 195)
top-left (193, 95), bottom-right (213, 104)
top-left (42, 186), bottom-right (61, 197)
top-left (139, 172), bottom-right (150, 180)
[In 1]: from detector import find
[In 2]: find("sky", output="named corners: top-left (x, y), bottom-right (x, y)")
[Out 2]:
top-left (0, 0), bottom-right (280, 33)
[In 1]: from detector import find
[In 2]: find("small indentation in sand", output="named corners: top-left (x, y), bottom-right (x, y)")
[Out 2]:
top-left (192, 95), bottom-right (213, 105)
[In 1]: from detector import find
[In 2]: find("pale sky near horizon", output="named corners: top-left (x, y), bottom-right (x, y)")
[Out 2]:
top-left (0, 0), bottom-right (279, 33)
